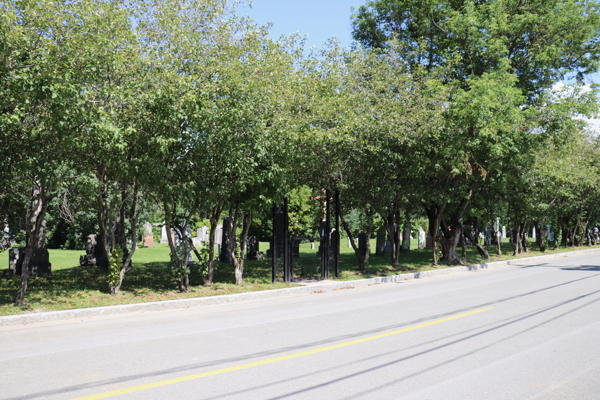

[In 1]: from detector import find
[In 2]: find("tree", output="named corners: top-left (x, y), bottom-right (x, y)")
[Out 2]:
top-left (352, 0), bottom-right (600, 264)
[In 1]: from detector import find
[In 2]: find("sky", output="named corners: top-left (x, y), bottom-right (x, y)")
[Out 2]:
top-left (237, 0), bottom-right (363, 51)
top-left (238, 1), bottom-right (598, 132)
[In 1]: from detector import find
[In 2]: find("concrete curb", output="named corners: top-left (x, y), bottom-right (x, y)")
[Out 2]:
top-left (2, 247), bottom-right (600, 327)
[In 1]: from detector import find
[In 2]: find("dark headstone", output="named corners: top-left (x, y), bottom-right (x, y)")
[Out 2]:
top-left (330, 230), bottom-right (339, 259)
top-left (425, 235), bottom-right (433, 249)
top-left (375, 226), bottom-right (386, 256)
top-left (358, 232), bottom-right (368, 256)
top-left (8, 248), bottom-right (52, 276)
top-left (401, 222), bottom-right (412, 251)
top-left (484, 226), bottom-right (493, 246)
top-left (80, 234), bottom-right (108, 269)
top-left (247, 236), bottom-right (260, 260)
top-left (220, 218), bottom-right (232, 263)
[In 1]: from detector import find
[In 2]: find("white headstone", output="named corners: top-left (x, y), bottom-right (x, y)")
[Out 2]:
top-left (215, 225), bottom-right (223, 245)
top-left (419, 227), bottom-right (426, 249)
top-left (532, 226), bottom-right (536, 239)
top-left (201, 226), bottom-right (209, 242)
top-left (502, 226), bottom-right (507, 239)
top-left (160, 225), bottom-right (168, 243)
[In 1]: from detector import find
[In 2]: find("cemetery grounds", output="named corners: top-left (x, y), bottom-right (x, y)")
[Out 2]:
top-left (0, 239), bottom-right (597, 316)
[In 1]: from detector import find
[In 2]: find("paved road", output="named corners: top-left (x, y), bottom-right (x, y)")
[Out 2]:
top-left (2, 252), bottom-right (600, 400)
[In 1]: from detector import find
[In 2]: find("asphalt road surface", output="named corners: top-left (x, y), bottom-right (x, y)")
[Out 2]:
top-left (2, 252), bottom-right (600, 400)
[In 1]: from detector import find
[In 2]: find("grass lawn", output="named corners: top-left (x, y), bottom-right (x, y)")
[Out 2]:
top-left (0, 239), bottom-right (597, 316)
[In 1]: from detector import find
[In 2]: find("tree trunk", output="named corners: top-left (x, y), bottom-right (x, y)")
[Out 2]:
top-left (521, 219), bottom-right (529, 253)
top-left (111, 183), bottom-right (139, 295)
top-left (202, 200), bottom-right (223, 287)
top-left (439, 225), bottom-right (462, 265)
top-left (386, 204), bottom-right (402, 266)
top-left (14, 179), bottom-right (49, 305)
top-left (340, 202), bottom-right (374, 272)
top-left (425, 203), bottom-right (446, 267)
top-left (579, 213), bottom-right (590, 247)
top-left (434, 190), bottom-right (471, 265)
top-left (464, 222), bottom-right (489, 259)
top-left (230, 210), bottom-right (252, 285)
top-left (495, 224), bottom-right (502, 256)
top-left (163, 201), bottom-right (191, 292)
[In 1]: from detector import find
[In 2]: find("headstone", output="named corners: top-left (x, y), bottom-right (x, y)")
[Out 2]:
top-left (143, 222), bottom-right (154, 248)
top-left (358, 232), bottom-right (368, 256)
top-left (493, 219), bottom-right (501, 245)
top-left (2, 225), bottom-right (14, 248)
top-left (7, 248), bottom-right (51, 276)
top-left (215, 225), bottom-right (223, 246)
top-left (502, 226), bottom-right (507, 239)
top-left (292, 240), bottom-right (301, 259)
top-left (247, 236), bottom-right (260, 260)
top-left (201, 226), bottom-right (209, 242)
top-left (311, 243), bottom-right (315, 250)
top-left (425, 235), bottom-right (433, 249)
top-left (220, 219), bottom-right (231, 263)
top-left (143, 234), bottom-right (154, 248)
top-left (185, 227), bottom-right (194, 264)
top-left (160, 225), bottom-right (168, 243)
top-left (384, 240), bottom-right (393, 254)
top-left (461, 225), bottom-right (474, 246)
top-left (330, 230), bottom-right (339, 266)
top-left (80, 234), bottom-right (108, 269)
top-left (532, 226), bottom-right (536, 239)
top-left (484, 226), bottom-right (493, 246)
top-left (419, 227), bottom-right (426, 249)
top-left (376, 226), bottom-right (386, 256)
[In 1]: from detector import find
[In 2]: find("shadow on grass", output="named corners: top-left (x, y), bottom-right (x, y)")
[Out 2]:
top-left (1, 241), bottom-right (597, 313)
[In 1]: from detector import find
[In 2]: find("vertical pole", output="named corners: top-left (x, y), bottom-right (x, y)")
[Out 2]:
top-left (335, 189), bottom-right (340, 278)
top-left (325, 189), bottom-right (331, 279)
top-left (272, 203), bottom-right (277, 284)
top-left (284, 198), bottom-right (289, 283)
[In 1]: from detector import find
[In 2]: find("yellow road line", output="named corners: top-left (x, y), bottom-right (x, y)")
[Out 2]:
top-left (71, 307), bottom-right (493, 400)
